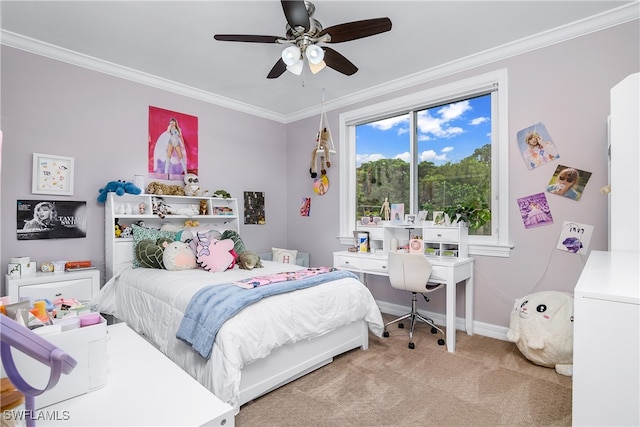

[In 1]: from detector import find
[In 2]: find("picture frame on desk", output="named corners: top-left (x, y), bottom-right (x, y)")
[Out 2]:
top-left (404, 214), bottom-right (416, 225)
top-left (32, 153), bottom-right (74, 196)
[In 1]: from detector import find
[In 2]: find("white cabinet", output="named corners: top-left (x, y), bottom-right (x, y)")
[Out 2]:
top-left (6, 269), bottom-right (100, 303)
top-left (572, 251), bottom-right (639, 426)
top-left (105, 193), bottom-right (239, 279)
top-left (609, 73), bottom-right (639, 251)
top-left (383, 222), bottom-right (468, 258)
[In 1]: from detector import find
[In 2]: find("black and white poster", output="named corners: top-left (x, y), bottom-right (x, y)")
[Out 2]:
top-left (17, 200), bottom-right (87, 240)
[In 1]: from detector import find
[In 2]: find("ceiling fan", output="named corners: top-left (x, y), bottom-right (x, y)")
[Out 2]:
top-left (214, 0), bottom-right (392, 79)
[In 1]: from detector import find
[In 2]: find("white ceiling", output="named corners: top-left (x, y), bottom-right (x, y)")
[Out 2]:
top-left (1, 1), bottom-right (638, 122)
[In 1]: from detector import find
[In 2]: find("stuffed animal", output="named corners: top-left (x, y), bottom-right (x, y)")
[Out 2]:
top-left (162, 240), bottom-right (196, 271)
top-left (183, 173), bottom-right (208, 197)
top-left (151, 197), bottom-right (170, 219)
top-left (212, 189), bottom-right (231, 199)
top-left (309, 127), bottom-right (332, 179)
top-left (184, 219), bottom-right (200, 228)
top-left (97, 180), bottom-right (142, 203)
top-left (237, 251), bottom-right (263, 270)
top-left (199, 200), bottom-right (208, 215)
top-left (146, 181), bottom-right (186, 196)
top-left (195, 232), bottom-right (235, 272)
top-left (506, 291), bottom-right (574, 376)
top-left (135, 237), bottom-right (173, 269)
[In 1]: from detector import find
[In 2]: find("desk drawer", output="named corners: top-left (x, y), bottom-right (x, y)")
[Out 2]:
top-left (361, 258), bottom-right (388, 274)
top-left (430, 266), bottom-right (449, 283)
top-left (424, 228), bottom-right (459, 242)
top-left (333, 254), bottom-right (362, 271)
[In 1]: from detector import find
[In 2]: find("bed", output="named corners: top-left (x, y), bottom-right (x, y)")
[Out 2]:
top-left (96, 201), bottom-right (383, 414)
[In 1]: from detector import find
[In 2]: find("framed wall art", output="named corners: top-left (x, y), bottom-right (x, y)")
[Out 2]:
top-left (32, 153), bottom-right (74, 196)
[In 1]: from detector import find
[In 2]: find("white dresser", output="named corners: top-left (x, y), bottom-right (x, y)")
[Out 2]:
top-left (42, 323), bottom-right (235, 426)
top-left (572, 251), bottom-right (639, 426)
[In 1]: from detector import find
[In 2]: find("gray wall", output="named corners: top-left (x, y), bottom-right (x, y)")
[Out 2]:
top-left (1, 47), bottom-right (289, 289)
top-left (1, 20), bottom-right (638, 330)
top-left (285, 21), bottom-right (639, 328)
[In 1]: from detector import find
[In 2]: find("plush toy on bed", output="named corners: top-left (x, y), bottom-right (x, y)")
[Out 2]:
top-left (236, 251), bottom-right (263, 270)
top-left (135, 237), bottom-right (174, 269)
top-left (97, 180), bottom-right (142, 203)
top-left (163, 240), bottom-right (197, 271)
top-left (506, 290), bottom-right (574, 376)
top-left (195, 232), bottom-right (236, 272)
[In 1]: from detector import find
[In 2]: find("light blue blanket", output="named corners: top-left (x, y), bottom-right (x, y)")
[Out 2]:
top-left (176, 269), bottom-right (359, 359)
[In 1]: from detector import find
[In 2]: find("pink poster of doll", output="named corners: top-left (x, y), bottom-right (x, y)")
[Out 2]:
top-left (148, 106), bottom-right (199, 181)
top-left (517, 192), bottom-right (554, 229)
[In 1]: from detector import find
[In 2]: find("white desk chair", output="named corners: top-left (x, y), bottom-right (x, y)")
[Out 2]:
top-left (383, 252), bottom-right (446, 349)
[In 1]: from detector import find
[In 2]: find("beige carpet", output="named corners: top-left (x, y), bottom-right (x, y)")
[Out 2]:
top-left (236, 315), bottom-right (572, 427)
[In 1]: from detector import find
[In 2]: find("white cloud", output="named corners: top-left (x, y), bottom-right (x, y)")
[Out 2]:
top-left (441, 146), bottom-right (454, 153)
top-left (470, 116), bottom-right (489, 125)
top-left (394, 152), bottom-right (411, 163)
top-left (367, 115), bottom-right (409, 131)
top-left (357, 153), bottom-right (385, 166)
top-left (419, 149), bottom-right (448, 162)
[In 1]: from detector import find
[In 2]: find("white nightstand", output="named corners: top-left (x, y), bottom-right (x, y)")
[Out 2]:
top-left (41, 323), bottom-right (235, 426)
top-left (6, 269), bottom-right (100, 303)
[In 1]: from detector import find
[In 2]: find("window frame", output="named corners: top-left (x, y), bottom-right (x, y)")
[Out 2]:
top-left (338, 69), bottom-right (512, 257)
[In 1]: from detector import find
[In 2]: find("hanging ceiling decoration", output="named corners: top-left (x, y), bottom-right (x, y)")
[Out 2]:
top-left (214, 0), bottom-right (392, 78)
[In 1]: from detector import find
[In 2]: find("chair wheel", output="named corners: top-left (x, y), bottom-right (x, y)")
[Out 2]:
top-left (383, 331), bottom-right (389, 338)
top-left (398, 323), bottom-right (404, 329)
top-left (437, 339), bottom-right (445, 346)
top-left (408, 342), bottom-right (415, 349)
top-left (431, 327), bottom-right (437, 334)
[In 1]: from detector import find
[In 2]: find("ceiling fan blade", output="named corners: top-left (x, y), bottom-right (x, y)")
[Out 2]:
top-left (214, 34), bottom-right (283, 43)
top-left (267, 58), bottom-right (287, 79)
top-left (322, 47), bottom-right (358, 76)
top-left (320, 17), bottom-right (392, 43)
top-left (281, 0), bottom-right (310, 31)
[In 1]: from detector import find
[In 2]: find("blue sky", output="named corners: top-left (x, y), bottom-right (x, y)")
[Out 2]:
top-left (356, 94), bottom-right (491, 167)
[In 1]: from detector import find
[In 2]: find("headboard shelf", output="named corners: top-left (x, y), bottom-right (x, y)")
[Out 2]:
top-left (105, 192), bottom-right (239, 280)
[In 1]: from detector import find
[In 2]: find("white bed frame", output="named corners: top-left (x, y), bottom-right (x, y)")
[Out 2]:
top-left (104, 194), bottom-right (370, 407)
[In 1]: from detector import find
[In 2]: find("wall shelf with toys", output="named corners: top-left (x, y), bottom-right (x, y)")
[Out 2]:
top-left (105, 193), bottom-right (239, 279)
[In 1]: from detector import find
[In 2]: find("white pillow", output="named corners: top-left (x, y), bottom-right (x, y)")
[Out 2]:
top-left (272, 247), bottom-right (298, 264)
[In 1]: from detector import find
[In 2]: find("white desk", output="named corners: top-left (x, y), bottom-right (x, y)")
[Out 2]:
top-left (334, 251), bottom-right (474, 353)
top-left (41, 323), bottom-right (235, 426)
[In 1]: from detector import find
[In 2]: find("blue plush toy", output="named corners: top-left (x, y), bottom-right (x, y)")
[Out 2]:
top-left (97, 180), bottom-right (142, 203)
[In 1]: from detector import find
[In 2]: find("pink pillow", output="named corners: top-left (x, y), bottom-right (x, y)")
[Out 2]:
top-left (195, 232), bottom-right (234, 272)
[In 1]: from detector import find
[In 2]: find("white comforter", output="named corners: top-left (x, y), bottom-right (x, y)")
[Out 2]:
top-left (95, 262), bottom-right (383, 412)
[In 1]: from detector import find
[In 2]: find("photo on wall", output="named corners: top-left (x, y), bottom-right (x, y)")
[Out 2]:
top-left (546, 164), bottom-right (592, 201)
top-left (516, 122), bottom-right (560, 170)
top-left (300, 197), bottom-right (311, 217)
top-left (148, 106), bottom-right (199, 181)
top-left (16, 200), bottom-right (87, 240)
top-left (244, 191), bottom-right (265, 225)
top-left (556, 220), bottom-right (594, 254)
top-left (517, 192), bottom-right (553, 229)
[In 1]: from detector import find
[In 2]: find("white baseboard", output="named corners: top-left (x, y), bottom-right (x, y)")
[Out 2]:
top-left (376, 300), bottom-right (509, 342)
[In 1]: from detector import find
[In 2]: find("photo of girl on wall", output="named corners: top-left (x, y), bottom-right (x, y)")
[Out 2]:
top-left (517, 193), bottom-right (553, 229)
top-left (17, 200), bottom-right (87, 240)
top-left (546, 165), bottom-right (592, 201)
top-left (148, 106), bottom-right (199, 181)
top-left (517, 122), bottom-right (560, 170)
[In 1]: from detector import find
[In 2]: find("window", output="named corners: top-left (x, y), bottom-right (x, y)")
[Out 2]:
top-left (339, 70), bottom-right (511, 257)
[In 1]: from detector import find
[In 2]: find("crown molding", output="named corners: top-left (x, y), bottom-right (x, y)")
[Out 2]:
top-left (2, 2), bottom-right (637, 124)
top-left (290, 2), bottom-right (639, 123)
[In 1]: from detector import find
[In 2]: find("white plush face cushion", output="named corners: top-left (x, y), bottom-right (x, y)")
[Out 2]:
top-left (272, 247), bottom-right (298, 264)
top-left (132, 224), bottom-right (177, 268)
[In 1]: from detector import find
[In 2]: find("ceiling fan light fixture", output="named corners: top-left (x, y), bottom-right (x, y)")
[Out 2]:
top-left (309, 60), bottom-right (326, 74)
top-left (286, 60), bottom-right (304, 75)
top-left (281, 45), bottom-right (301, 66)
top-left (305, 45), bottom-right (324, 65)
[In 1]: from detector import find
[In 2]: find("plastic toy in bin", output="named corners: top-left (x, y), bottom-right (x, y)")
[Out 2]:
top-left (0, 314), bottom-right (77, 427)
